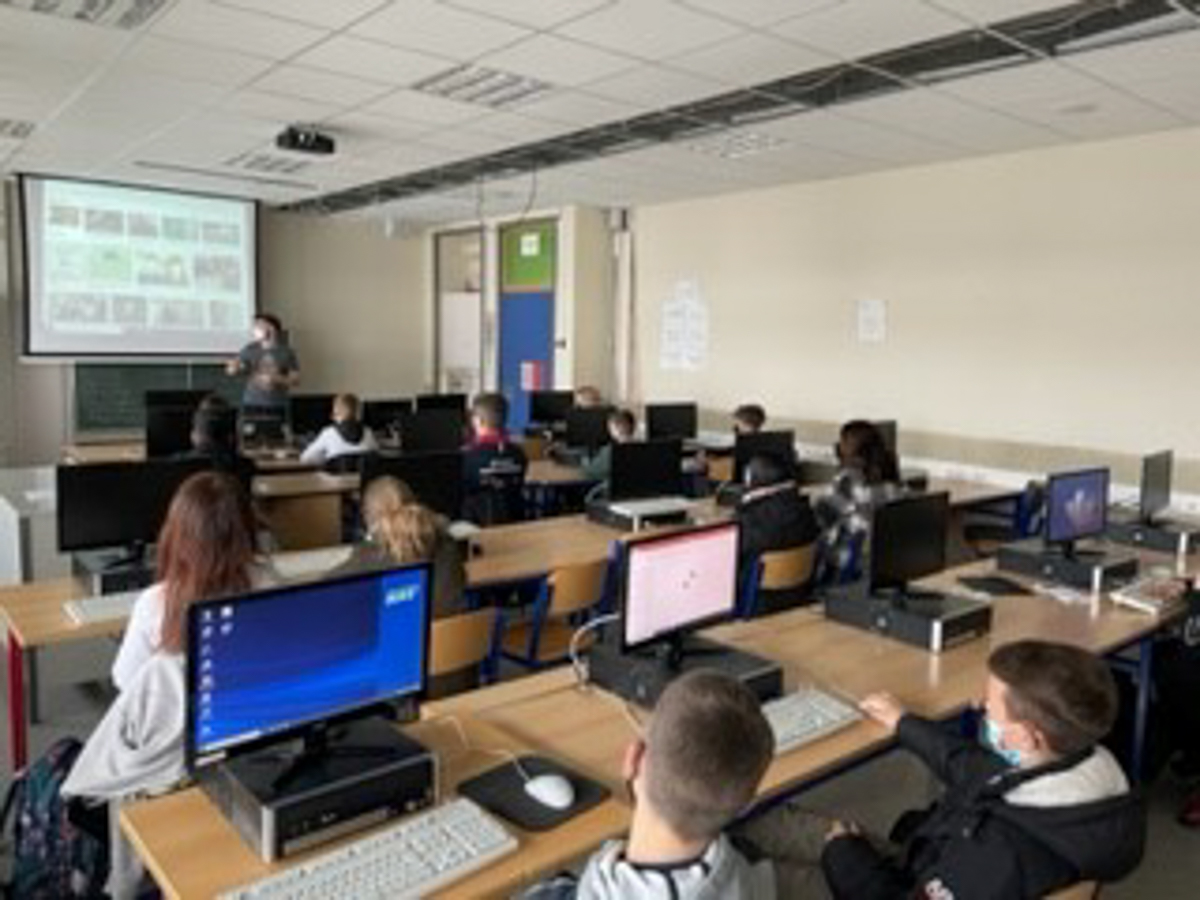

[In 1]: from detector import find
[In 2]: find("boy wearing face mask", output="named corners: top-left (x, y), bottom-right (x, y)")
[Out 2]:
top-left (821, 640), bottom-right (1145, 899)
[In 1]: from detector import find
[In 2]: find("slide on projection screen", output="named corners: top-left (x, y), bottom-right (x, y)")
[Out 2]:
top-left (21, 175), bottom-right (257, 357)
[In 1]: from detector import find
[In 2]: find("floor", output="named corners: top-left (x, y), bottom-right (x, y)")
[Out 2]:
top-left (1, 635), bottom-right (1196, 898)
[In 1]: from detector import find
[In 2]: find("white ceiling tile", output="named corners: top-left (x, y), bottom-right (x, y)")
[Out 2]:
top-left (324, 110), bottom-right (438, 144)
top-left (675, 0), bottom-right (846, 28)
top-left (668, 32), bottom-right (835, 87)
top-left (152, 0), bottom-right (327, 58)
top-left (479, 34), bottom-right (636, 87)
top-left (1123, 76), bottom-right (1200, 123)
top-left (114, 35), bottom-right (275, 88)
top-left (0, 5), bottom-right (129, 63)
top-left (775, 0), bottom-right (967, 60)
top-left (366, 89), bottom-right (489, 126)
top-left (466, 111), bottom-right (571, 142)
top-left (515, 89), bottom-right (643, 127)
top-left (939, 61), bottom-right (1103, 106)
top-left (923, 1), bottom-right (1068, 26)
top-left (418, 127), bottom-right (513, 157)
top-left (586, 65), bottom-right (725, 109)
top-left (212, 0), bottom-right (385, 29)
top-left (296, 36), bottom-right (451, 86)
top-left (253, 65), bottom-right (393, 106)
top-left (351, 0), bottom-right (531, 59)
top-left (997, 87), bottom-right (1187, 141)
top-left (756, 109), bottom-right (960, 163)
top-left (222, 89), bottom-right (343, 124)
top-left (560, 0), bottom-right (741, 61)
top-left (1060, 30), bottom-right (1200, 87)
top-left (443, 0), bottom-right (616, 30)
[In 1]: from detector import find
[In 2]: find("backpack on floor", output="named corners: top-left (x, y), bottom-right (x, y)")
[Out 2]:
top-left (1, 737), bottom-right (108, 899)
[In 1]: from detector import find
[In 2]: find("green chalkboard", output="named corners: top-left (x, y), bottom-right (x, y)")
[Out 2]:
top-left (74, 363), bottom-right (241, 432)
top-left (501, 220), bottom-right (556, 292)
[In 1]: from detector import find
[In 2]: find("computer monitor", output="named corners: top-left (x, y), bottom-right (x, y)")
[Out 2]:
top-left (610, 439), bottom-right (684, 501)
top-left (1045, 468), bottom-right (1109, 554)
top-left (646, 403), bottom-right (697, 441)
top-left (529, 390), bottom-right (574, 427)
top-left (621, 521), bottom-right (739, 653)
top-left (145, 405), bottom-right (197, 459)
top-left (145, 389), bottom-right (209, 411)
top-left (289, 393), bottom-right (334, 439)
top-left (399, 409), bottom-right (465, 453)
top-left (361, 452), bottom-right (465, 521)
top-left (870, 492), bottom-right (950, 593)
top-left (873, 420), bottom-right (898, 458)
top-left (56, 458), bottom-right (212, 555)
top-left (734, 430), bottom-right (796, 482)
top-left (240, 405), bottom-right (286, 447)
top-left (565, 407), bottom-right (613, 451)
top-left (185, 563), bottom-right (432, 770)
top-left (362, 398), bottom-right (413, 434)
top-left (1140, 450), bottom-right (1172, 525)
top-left (416, 393), bottom-right (467, 412)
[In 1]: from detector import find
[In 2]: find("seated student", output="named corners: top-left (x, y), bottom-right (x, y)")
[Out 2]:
top-left (581, 408), bottom-right (636, 494)
top-left (733, 403), bottom-right (767, 435)
top-left (521, 670), bottom-right (776, 900)
top-left (299, 392), bottom-right (377, 466)
top-left (814, 419), bottom-right (901, 580)
top-left (66, 473), bottom-right (263, 899)
top-left (737, 454), bottom-right (820, 612)
top-left (111, 474), bottom-right (271, 692)
top-left (574, 385), bottom-right (604, 408)
top-left (463, 392), bottom-right (528, 524)
top-left (818, 640), bottom-right (1145, 899)
top-left (176, 394), bottom-right (256, 491)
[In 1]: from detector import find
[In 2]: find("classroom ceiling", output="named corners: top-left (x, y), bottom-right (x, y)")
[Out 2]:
top-left (2, 0), bottom-right (1199, 226)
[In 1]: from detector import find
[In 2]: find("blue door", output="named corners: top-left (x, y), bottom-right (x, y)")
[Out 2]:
top-left (498, 291), bottom-right (554, 431)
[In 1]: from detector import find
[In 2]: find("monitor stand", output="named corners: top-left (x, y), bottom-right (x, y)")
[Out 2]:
top-left (588, 632), bottom-right (782, 708)
top-left (996, 537), bottom-right (1138, 590)
top-left (72, 546), bottom-right (154, 596)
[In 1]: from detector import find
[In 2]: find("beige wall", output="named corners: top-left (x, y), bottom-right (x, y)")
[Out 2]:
top-left (564, 206), bottom-right (615, 396)
top-left (260, 210), bottom-right (429, 399)
top-left (633, 126), bottom-right (1200, 481)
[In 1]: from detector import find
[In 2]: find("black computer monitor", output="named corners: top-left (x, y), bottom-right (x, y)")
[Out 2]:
top-left (56, 458), bottom-right (211, 555)
top-left (185, 563), bottom-right (432, 770)
top-left (873, 420), bottom-right (898, 457)
top-left (646, 403), bottom-right (697, 441)
top-left (361, 452), bottom-right (465, 520)
top-left (620, 521), bottom-right (740, 656)
top-left (289, 393), bottom-right (334, 438)
top-left (1140, 451), bottom-right (1172, 525)
top-left (610, 439), bottom-right (683, 501)
top-left (400, 409), bottom-right (465, 453)
top-left (565, 407), bottom-right (612, 451)
top-left (240, 405), bottom-right (286, 447)
top-left (416, 393), bottom-right (467, 412)
top-left (734, 430), bottom-right (796, 482)
top-left (870, 492), bottom-right (950, 593)
top-left (145, 405), bottom-right (197, 459)
top-left (529, 390), bottom-right (574, 427)
top-left (362, 398), bottom-right (413, 434)
top-left (1045, 468), bottom-right (1109, 555)
top-left (145, 389), bottom-right (209, 411)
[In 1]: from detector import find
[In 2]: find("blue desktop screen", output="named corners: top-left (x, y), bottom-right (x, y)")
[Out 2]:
top-left (1046, 469), bottom-right (1108, 544)
top-left (191, 567), bottom-right (429, 755)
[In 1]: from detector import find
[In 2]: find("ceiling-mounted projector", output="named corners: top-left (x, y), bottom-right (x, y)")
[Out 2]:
top-left (276, 125), bottom-right (335, 155)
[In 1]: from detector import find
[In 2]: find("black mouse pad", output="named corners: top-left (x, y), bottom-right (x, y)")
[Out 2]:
top-left (457, 755), bottom-right (610, 832)
top-left (958, 575), bottom-right (1032, 596)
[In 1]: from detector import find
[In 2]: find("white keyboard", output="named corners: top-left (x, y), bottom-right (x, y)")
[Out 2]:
top-left (217, 797), bottom-right (517, 900)
top-left (272, 546), bottom-right (353, 581)
top-left (63, 590), bottom-right (139, 625)
top-left (763, 687), bottom-right (863, 756)
top-left (608, 497), bottom-right (695, 518)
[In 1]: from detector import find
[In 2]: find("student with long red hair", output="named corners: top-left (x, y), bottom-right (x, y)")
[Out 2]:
top-left (65, 472), bottom-right (269, 899)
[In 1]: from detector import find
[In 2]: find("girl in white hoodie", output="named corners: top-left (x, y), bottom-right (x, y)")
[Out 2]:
top-left (65, 472), bottom-right (262, 899)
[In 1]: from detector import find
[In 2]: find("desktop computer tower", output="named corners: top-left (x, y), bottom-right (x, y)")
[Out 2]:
top-left (1106, 518), bottom-right (1198, 555)
top-left (996, 538), bottom-right (1139, 590)
top-left (822, 583), bottom-right (992, 653)
top-left (199, 718), bottom-right (437, 863)
top-left (71, 550), bottom-right (155, 596)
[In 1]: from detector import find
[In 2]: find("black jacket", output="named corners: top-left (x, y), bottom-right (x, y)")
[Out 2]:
top-left (463, 439), bottom-right (528, 525)
top-left (737, 485), bottom-right (818, 566)
top-left (821, 716), bottom-right (1146, 900)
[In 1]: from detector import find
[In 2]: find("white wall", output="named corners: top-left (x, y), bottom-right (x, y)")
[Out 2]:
top-left (633, 126), bottom-right (1200, 475)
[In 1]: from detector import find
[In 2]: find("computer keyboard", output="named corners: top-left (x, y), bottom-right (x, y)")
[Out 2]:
top-left (217, 797), bottom-right (517, 900)
top-left (271, 546), bottom-right (353, 581)
top-left (63, 590), bottom-right (140, 625)
top-left (1111, 576), bottom-right (1188, 615)
top-left (763, 687), bottom-right (863, 756)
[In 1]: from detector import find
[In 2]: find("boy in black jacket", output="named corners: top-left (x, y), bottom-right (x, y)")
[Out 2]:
top-left (821, 640), bottom-right (1145, 899)
top-left (736, 454), bottom-right (818, 612)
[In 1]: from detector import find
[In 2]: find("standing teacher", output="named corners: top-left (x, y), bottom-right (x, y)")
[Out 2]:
top-left (226, 313), bottom-right (301, 411)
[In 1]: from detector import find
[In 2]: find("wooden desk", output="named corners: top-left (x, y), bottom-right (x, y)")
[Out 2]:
top-left (120, 717), bottom-right (629, 899)
top-left (62, 442), bottom-right (313, 474)
top-left (468, 515), bottom-right (620, 587)
top-left (253, 472), bottom-right (357, 551)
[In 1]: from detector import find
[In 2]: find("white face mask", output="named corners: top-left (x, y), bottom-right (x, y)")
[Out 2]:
top-left (253, 326), bottom-right (268, 343)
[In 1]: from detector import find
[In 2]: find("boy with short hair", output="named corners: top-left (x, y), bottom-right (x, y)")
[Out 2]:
top-left (463, 392), bottom-right (527, 523)
top-left (580, 408), bottom-right (637, 492)
top-left (733, 404), bottom-right (767, 435)
top-left (299, 393), bottom-right (377, 465)
top-left (523, 670), bottom-right (777, 899)
top-left (821, 639), bottom-right (1145, 899)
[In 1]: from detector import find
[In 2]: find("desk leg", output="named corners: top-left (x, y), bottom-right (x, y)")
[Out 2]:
top-left (1133, 636), bottom-right (1154, 783)
top-left (7, 627), bottom-right (28, 772)
top-left (28, 647), bottom-right (40, 725)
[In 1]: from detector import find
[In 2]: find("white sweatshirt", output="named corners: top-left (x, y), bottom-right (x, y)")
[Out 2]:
top-left (299, 423), bottom-right (377, 465)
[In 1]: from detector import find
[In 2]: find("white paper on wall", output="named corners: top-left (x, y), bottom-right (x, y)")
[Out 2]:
top-left (857, 297), bottom-right (887, 344)
top-left (660, 278), bottom-right (708, 370)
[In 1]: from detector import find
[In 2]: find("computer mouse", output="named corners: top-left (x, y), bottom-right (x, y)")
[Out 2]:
top-left (523, 773), bottom-right (575, 811)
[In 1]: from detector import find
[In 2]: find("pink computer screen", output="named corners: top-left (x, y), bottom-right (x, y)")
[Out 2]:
top-left (623, 524), bottom-right (739, 646)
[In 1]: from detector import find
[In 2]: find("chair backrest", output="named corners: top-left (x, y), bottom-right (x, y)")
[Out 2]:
top-left (547, 559), bottom-right (609, 618)
top-left (429, 608), bottom-right (497, 678)
top-left (1044, 881), bottom-right (1098, 900)
top-left (523, 435), bottom-right (548, 461)
top-left (758, 543), bottom-right (817, 591)
top-left (708, 456), bottom-right (734, 484)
